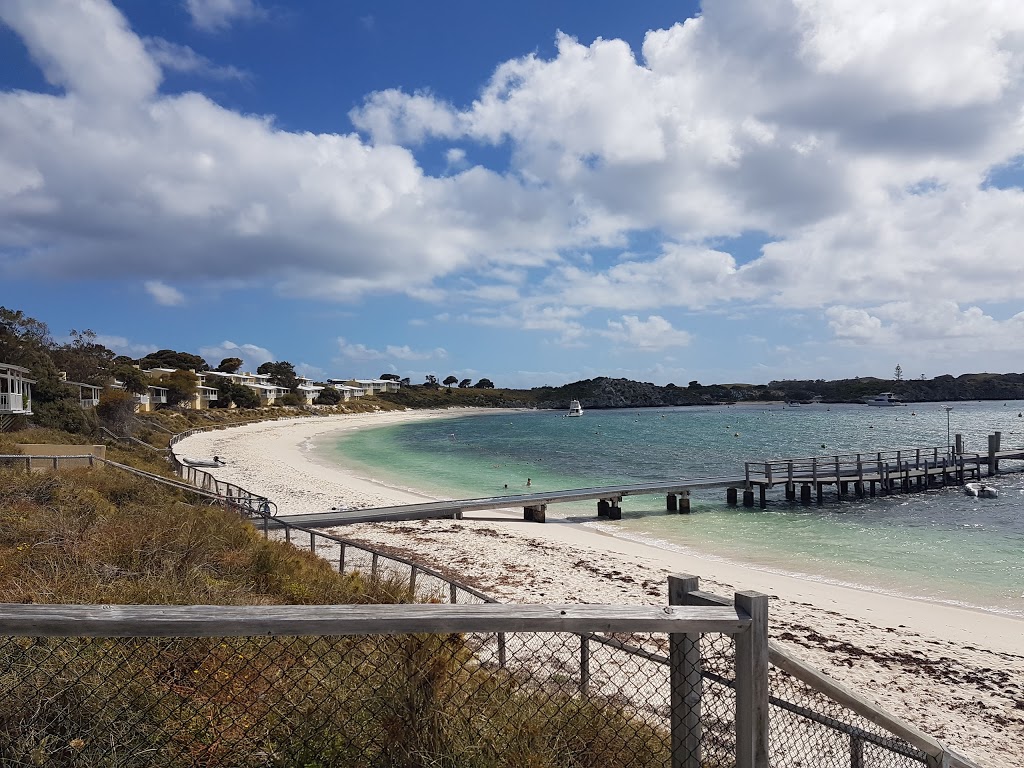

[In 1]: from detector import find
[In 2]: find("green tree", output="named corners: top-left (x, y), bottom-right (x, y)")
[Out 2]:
top-left (231, 384), bottom-right (261, 409)
top-left (51, 329), bottom-right (116, 385)
top-left (473, 378), bottom-right (495, 389)
top-left (894, 364), bottom-right (903, 382)
top-left (160, 370), bottom-right (198, 407)
top-left (458, 378), bottom-right (471, 388)
top-left (216, 357), bottom-right (244, 373)
top-left (314, 386), bottom-right (343, 405)
top-left (113, 365), bottom-right (149, 395)
top-left (257, 361), bottom-right (299, 392)
top-left (443, 375), bottom-right (458, 388)
top-left (379, 373), bottom-right (401, 381)
top-left (425, 375), bottom-right (438, 388)
top-left (139, 349), bottom-right (209, 372)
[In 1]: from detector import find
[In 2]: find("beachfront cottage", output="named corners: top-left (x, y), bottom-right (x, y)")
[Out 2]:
top-left (0, 362), bottom-right (34, 418)
top-left (327, 378), bottom-right (398, 395)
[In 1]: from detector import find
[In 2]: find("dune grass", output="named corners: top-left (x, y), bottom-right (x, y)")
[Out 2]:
top-left (0, 443), bottom-right (670, 767)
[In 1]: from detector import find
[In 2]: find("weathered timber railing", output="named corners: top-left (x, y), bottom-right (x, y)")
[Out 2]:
top-left (0, 592), bottom-right (764, 768)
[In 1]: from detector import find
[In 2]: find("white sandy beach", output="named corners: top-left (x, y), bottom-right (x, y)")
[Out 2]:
top-left (176, 410), bottom-right (1024, 767)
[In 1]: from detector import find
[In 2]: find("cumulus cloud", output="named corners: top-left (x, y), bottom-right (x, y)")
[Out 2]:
top-left (144, 280), bottom-right (186, 306)
top-left (601, 315), bottom-right (693, 351)
top-left (337, 337), bottom-right (446, 361)
top-left (3, 0), bottom-right (1024, 365)
top-left (199, 340), bottom-right (274, 371)
top-left (144, 38), bottom-right (247, 80)
top-left (184, 0), bottom-right (263, 32)
top-left (93, 334), bottom-right (158, 358)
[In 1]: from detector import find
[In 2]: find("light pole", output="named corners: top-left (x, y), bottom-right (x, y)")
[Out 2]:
top-left (943, 406), bottom-right (953, 457)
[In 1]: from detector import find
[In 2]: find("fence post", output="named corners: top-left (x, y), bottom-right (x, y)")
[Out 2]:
top-left (735, 590), bottom-right (769, 768)
top-left (309, 532), bottom-right (316, 553)
top-left (449, 582), bottom-right (458, 604)
top-left (851, 735), bottom-right (865, 768)
top-left (339, 543), bottom-right (346, 573)
top-left (668, 574), bottom-right (702, 768)
top-left (409, 564), bottom-right (418, 598)
top-left (580, 635), bottom-right (590, 694)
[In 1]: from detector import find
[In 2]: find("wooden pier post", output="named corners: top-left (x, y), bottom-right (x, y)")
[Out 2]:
top-left (524, 504), bottom-right (546, 522)
top-left (759, 485), bottom-right (766, 509)
top-left (607, 501), bottom-right (622, 520)
top-left (727, 488), bottom-right (738, 506)
top-left (785, 482), bottom-right (795, 501)
top-left (816, 483), bottom-right (824, 505)
top-left (742, 489), bottom-right (754, 507)
top-left (667, 493), bottom-right (678, 512)
top-left (800, 484), bottom-right (811, 504)
top-left (679, 491), bottom-right (691, 514)
top-left (854, 481), bottom-right (864, 498)
top-left (598, 499), bottom-right (610, 517)
top-left (954, 434), bottom-right (962, 456)
top-left (988, 434), bottom-right (997, 477)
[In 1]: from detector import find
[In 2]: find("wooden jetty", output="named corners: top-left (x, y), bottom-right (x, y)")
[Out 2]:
top-left (267, 432), bottom-right (1023, 527)
top-left (265, 475), bottom-right (744, 529)
top-left (739, 432), bottom-right (1024, 509)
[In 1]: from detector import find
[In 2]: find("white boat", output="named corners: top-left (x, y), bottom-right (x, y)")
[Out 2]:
top-left (567, 399), bottom-right (583, 417)
top-left (964, 482), bottom-right (998, 498)
top-left (861, 392), bottom-right (906, 407)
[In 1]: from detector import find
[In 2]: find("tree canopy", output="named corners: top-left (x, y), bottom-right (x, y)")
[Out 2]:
top-left (217, 357), bottom-right (244, 373)
top-left (139, 349), bottom-right (209, 372)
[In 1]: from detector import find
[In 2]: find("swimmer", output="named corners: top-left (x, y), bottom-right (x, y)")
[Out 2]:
top-left (526, 478), bottom-right (532, 487)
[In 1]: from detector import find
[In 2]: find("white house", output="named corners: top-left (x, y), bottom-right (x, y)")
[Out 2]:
top-left (0, 362), bottom-right (34, 416)
top-left (328, 378), bottom-right (399, 394)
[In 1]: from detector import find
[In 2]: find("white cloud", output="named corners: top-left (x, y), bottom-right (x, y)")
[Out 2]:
top-left (199, 340), bottom-right (274, 371)
top-left (93, 334), bottom-right (158, 358)
top-left (144, 280), bottom-right (186, 306)
top-left (144, 38), bottom-right (247, 81)
top-left (601, 315), bottom-right (693, 351)
top-left (2, 0), bottom-right (1024, 364)
top-left (295, 362), bottom-right (326, 380)
top-left (336, 337), bottom-right (446, 361)
top-left (184, 0), bottom-right (263, 32)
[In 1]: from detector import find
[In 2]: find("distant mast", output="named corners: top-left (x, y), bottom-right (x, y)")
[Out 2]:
top-left (568, 399), bottom-right (583, 417)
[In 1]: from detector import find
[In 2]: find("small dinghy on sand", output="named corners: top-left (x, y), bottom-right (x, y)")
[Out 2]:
top-left (181, 456), bottom-right (226, 468)
top-left (964, 482), bottom-right (998, 498)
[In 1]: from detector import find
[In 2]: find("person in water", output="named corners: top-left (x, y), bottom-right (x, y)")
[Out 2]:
top-left (526, 478), bottom-right (532, 487)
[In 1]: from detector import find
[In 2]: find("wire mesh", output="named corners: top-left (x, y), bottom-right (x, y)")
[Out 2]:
top-left (0, 630), bottom-right (686, 768)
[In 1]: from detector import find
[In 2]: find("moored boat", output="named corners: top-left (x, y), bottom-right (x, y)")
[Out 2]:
top-left (567, 399), bottom-right (583, 417)
top-left (862, 392), bottom-right (906, 407)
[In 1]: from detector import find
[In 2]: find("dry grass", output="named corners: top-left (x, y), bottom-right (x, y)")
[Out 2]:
top-left (0, 444), bottom-right (670, 767)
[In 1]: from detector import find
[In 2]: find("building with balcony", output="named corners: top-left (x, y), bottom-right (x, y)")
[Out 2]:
top-left (0, 362), bottom-right (34, 418)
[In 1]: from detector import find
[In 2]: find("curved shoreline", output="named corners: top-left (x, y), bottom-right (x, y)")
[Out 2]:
top-left (175, 409), bottom-right (1024, 767)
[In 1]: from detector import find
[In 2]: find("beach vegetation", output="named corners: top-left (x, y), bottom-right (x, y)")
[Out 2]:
top-left (473, 378), bottom-right (495, 388)
top-left (0, 433), bottom-right (670, 767)
top-left (159, 369), bottom-right (199, 407)
top-left (114, 363), bottom-right (149, 394)
top-left (314, 386), bottom-right (344, 405)
top-left (459, 378), bottom-right (471, 388)
top-left (443, 375), bottom-right (458, 388)
top-left (95, 388), bottom-right (139, 434)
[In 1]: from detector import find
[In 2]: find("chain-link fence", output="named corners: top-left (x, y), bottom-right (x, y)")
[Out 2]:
top-left (0, 600), bottom-right (757, 768)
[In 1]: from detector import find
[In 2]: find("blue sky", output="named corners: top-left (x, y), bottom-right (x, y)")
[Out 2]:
top-left (2, 0), bottom-right (1024, 387)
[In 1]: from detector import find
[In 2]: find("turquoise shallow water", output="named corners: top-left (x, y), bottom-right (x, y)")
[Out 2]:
top-left (324, 402), bottom-right (1024, 617)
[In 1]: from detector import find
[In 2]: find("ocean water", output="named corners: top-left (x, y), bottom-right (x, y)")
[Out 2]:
top-left (325, 401), bottom-right (1024, 617)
